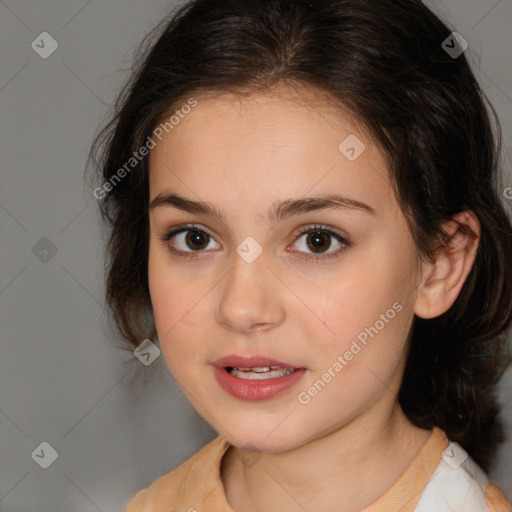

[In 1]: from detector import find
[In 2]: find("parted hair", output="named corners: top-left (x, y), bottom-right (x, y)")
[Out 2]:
top-left (88, 0), bottom-right (512, 471)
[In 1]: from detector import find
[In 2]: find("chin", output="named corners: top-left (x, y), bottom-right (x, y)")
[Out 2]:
top-left (219, 420), bottom-right (307, 453)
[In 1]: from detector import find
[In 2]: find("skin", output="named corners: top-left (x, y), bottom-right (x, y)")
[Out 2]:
top-left (147, 83), bottom-right (480, 512)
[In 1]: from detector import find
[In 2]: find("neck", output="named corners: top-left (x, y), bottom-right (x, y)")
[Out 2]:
top-left (221, 402), bottom-right (431, 512)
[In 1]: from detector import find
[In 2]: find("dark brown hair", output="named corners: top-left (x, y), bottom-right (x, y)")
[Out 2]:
top-left (88, 0), bottom-right (512, 471)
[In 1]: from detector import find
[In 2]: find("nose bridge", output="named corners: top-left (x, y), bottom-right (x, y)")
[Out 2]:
top-left (215, 251), bottom-right (284, 333)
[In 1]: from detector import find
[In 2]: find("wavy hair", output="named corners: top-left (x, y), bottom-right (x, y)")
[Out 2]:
top-left (88, 0), bottom-right (512, 471)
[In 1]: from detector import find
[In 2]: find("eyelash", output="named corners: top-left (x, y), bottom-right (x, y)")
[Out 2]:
top-left (159, 223), bottom-right (352, 262)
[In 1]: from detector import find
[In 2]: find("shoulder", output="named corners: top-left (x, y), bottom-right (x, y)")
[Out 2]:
top-left (485, 484), bottom-right (512, 512)
top-left (414, 438), bottom-right (511, 512)
top-left (125, 436), bottom-right (230, 512)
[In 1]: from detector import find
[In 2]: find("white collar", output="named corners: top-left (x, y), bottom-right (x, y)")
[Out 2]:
top-left (414, 441), bottom-right (490, 512)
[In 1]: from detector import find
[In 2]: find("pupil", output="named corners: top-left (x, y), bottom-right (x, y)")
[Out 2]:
top-left (307, 231), bottom-right (330, 253)
top-left (186, 230), bottom-right (209, 250)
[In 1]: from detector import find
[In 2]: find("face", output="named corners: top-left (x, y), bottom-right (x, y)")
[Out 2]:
top-left (147, 84), bottom-right (423, 452)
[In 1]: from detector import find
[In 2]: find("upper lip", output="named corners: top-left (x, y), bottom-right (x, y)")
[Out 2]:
top-left (212, 354), bottom-right (301, 369)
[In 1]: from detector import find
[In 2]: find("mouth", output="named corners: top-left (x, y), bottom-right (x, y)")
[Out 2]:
top-left (212, 356), bottom-right (307, 401)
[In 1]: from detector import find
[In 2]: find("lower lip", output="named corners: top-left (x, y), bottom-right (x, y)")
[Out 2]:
top-left (213, 366), bottom-right (307, 401)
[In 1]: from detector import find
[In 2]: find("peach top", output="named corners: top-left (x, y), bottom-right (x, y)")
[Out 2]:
top-left (126, 427), bottom-right (511, 512)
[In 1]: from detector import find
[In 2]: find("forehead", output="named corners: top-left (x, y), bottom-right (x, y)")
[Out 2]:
top-left (148, 84), bottom-right (394, 217)
top-left (153, 84), bottom-right (366, 152)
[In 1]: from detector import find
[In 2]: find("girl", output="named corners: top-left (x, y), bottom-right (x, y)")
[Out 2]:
top-left (89, 0), bottom-right (512, 510)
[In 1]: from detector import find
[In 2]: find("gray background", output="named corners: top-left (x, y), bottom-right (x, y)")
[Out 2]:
top-left (0, 0), bottom-right (511, 510)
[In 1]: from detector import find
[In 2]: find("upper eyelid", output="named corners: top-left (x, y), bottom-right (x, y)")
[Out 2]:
top-left (163, 223), bottom-right (216, 240)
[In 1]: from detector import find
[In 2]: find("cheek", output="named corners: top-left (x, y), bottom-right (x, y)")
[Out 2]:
top-left (303, 245), bottom-right (415, 364)
top-left (148, 242), bottom-right (198, 324)
top-left (308, 267), bottom-right (400, 333)
top-left (148, 249), bottom-right (177, 330)
top-left (302, 284), bottom-right (410, 418)
top-left (147, 246), bottom-right (203, 361)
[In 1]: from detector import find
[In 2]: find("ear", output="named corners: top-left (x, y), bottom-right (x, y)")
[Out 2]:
top-left (414, 211), bottom-right (480, 319)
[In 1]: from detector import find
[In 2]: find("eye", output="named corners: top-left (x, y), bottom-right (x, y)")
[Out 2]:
top-left (160, 224), bottom-right (220, 259)
top-left (159, 223), bottom-right (351, 262)
top-left (289, 224), bottom-right (351, 261)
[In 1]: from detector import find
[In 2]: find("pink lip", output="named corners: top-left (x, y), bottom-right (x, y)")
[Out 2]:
top-left (212, 354), bottom-right (300, 369)
top-left (211, 354), bottom-right (307, 401)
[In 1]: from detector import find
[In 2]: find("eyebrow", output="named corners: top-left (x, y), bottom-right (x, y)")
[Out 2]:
top-left (148, 192), bottom-right (376, 223)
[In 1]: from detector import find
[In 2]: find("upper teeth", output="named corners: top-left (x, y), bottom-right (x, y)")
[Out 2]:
top-left (228, 366), bottom-right (296, 379)
top-left (234, 366), bottom-right (273, 372)
top-left (232, 366), bottom-right (296, 373)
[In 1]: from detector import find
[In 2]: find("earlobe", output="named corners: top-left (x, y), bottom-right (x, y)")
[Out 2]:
top-left (414, 211), bottom-right (480, 320)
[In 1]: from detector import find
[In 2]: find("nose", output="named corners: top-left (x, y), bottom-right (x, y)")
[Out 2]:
top-left (214, 255), bottom-right (286, 334)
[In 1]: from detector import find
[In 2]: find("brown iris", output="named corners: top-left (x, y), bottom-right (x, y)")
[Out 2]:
top-left (185, 230), bottom-right (210, 250)
top-left (306, 231), bottom-right (331, 253)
